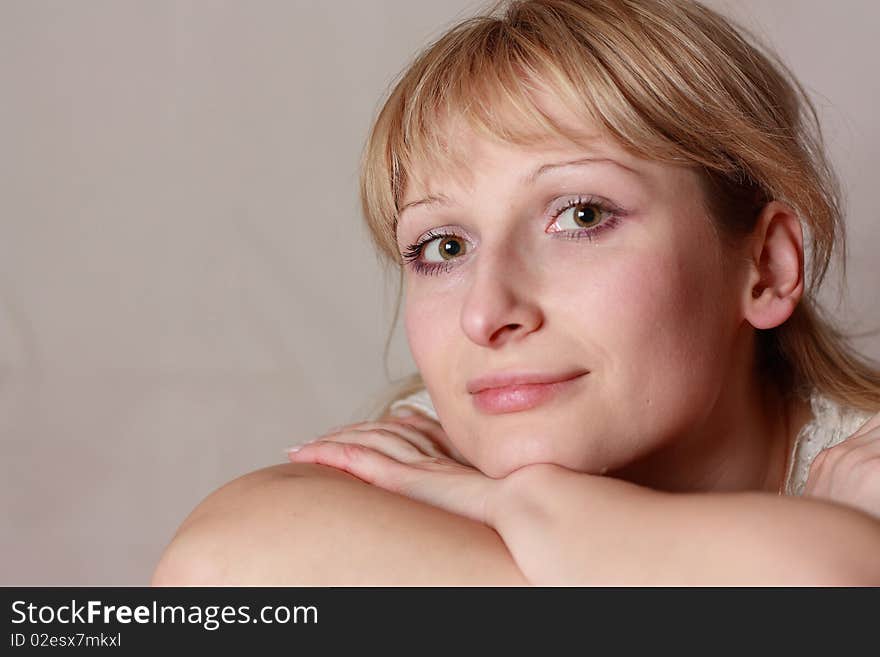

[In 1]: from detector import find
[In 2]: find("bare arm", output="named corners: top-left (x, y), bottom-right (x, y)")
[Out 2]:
top-left (488, 464), bottom-right (880, 586)
top-left (152, 462), bottom-right (528, 586)
top-left (154, 408), bottom-right (880, 586)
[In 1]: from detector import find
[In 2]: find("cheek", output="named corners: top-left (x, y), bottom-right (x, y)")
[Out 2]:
top-left (590, 250), bottom-right (725, 361)
top-left (403, 289), bottom-right (457, 381)
top-left (575, 243), bottom-right (733, 437)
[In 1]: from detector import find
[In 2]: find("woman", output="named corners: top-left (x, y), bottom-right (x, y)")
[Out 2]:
top-left (152, 0), bottom-right (880, 585)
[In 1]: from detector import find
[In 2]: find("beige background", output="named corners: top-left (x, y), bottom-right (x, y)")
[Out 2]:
top-left (1, 1), bottom-right (877, 585)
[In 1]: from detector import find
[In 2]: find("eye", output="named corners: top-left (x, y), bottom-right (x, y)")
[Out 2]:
top-left (549, 199), bottom-right (613, 232)
top-left (422, 234), bottom-right (467, 264)
top-left (401, 228), bottom-right (469, 275)
top-left (401, 195), bottom-right (625, 276)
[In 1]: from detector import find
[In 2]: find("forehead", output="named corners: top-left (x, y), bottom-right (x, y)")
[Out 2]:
top-left (405, 131), bottom-right (612, 194)
top-left (400, 123), bottom-right (639, 205)
top-left (399, 81), bottom-right (643, 202)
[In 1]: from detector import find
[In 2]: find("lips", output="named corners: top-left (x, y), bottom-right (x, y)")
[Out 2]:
top-left (468, 370), bottom-right (589, 415)
top-left (466, 369), bottom-right (589, 394)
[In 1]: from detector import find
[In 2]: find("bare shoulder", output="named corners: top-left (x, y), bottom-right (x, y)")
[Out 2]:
top-left (152, 462), bottom-right (527, 586)
top-left (167, 462), bottom-right (356, 538)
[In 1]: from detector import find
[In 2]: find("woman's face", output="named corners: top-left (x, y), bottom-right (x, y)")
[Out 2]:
top-left (396, 118), bottom-right (747, 479)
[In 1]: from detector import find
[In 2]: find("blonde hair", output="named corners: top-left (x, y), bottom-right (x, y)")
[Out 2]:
top-left (359, 0), bottom-right (880, 420)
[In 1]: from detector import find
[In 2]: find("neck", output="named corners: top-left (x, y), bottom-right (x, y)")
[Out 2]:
top-left (609, 333), bottom-right (814, 494)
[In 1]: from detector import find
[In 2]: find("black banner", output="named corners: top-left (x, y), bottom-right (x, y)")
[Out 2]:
top-left (1, 587), bottom-right (875, 651)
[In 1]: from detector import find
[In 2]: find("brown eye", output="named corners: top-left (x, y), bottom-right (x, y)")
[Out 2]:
top-left (426, 236), bottom-right (466, 262)
top-left (552, 200), bottom-right (611, 233)
top-left (572, 203), bottom-right (601, 227)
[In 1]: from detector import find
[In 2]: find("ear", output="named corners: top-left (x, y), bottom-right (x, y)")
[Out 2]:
top-left (741, 200), bottom-right (805, 330)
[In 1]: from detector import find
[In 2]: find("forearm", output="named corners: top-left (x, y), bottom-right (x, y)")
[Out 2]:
top-left (488, 464), bottom-right (880, 586)
top-left (153, 463), bottom-right (528, 586)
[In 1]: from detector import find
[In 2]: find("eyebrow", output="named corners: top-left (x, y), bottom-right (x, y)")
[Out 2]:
top-left (397, 156), bottom-right (639, 218)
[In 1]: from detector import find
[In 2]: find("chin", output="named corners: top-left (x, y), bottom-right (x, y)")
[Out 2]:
top-left (469, 438), bottom-right (608, 479)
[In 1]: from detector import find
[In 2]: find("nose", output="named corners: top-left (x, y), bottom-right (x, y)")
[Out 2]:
top-left (459, 241), bottom-right (544, 348)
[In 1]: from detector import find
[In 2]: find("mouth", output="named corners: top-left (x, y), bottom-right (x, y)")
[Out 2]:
top-left (469, 371), bottom-right (588, 415)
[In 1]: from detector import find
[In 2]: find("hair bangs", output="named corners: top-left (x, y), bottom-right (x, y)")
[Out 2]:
top-left (391, 19), bottom-right (605, 218)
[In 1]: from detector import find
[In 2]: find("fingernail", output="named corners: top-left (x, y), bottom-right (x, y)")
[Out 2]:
top-left (390, 408), bottom-right (416, 418)
top-left (286, 436), bottom-right (323, 454)
top-left (285, 439), bottom-right (315, 454)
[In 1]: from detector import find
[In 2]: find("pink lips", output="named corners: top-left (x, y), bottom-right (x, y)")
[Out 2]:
top-left (468, 370), bottom-right (588, 415)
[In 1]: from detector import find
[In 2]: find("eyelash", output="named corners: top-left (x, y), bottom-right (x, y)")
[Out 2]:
top-left (401, 195), bottom-right (625, 276)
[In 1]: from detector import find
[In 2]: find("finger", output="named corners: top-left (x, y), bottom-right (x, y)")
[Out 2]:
top-left (832, 432), bottom-right (880, 472)
top-left (315, 428), bottom-right (433, 463)
top-left (380, 420), bottom-right (450, 458)
top-left (808, 431), bottom-right (880, 497)
top-left (318, 415), bottom-right (468, 465)
top-left (383, 412), bottom-right (445, 439)
top-left (288, 439), bottom-right (495, 525)
top-left (287, 439), bottom-right (411, 493)
top-left (366, 421), bottom-right (447, 458)
top-left (383, 413), bottom-right (468, 463)
top-left (324, 420), bottom-right (447, 458)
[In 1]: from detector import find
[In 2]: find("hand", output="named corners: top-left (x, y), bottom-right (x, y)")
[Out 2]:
top-left (286, 412), bottom-right (501, 526)
top-left (804, 410), bottom-right (880, 519)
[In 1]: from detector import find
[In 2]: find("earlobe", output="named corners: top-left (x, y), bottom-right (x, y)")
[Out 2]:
top-left (742, 201), bottom-right (805, 330)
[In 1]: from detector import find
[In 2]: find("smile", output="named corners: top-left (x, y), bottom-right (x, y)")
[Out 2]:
top-left (470, 372), bottom-right (588, 415)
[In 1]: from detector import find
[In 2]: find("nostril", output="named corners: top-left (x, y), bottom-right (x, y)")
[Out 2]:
top-left (489, 323), bottom-right (522, 343)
